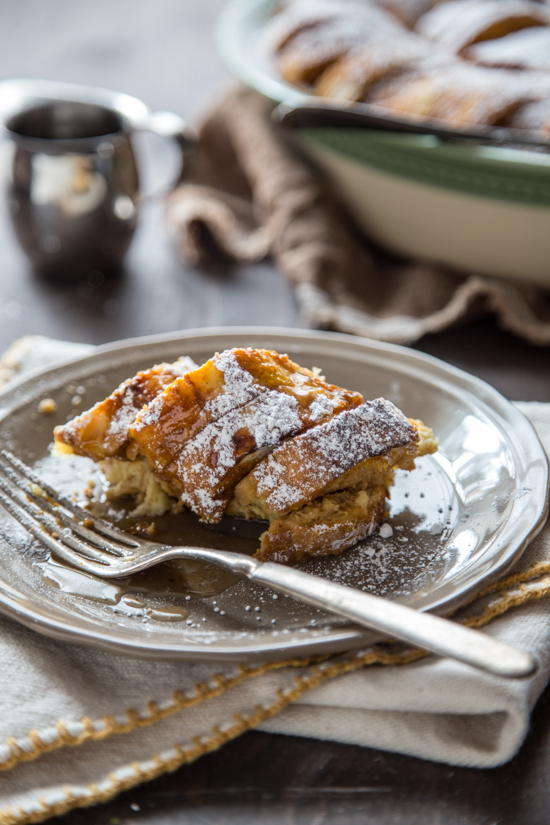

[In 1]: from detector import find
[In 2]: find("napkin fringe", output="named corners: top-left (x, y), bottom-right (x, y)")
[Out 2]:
top-left (4, 557), bottom-right (548, 772)
top-left (0, 657), bottom-right (318, 772)
top-left (0, 648), bottom-right (426, 825)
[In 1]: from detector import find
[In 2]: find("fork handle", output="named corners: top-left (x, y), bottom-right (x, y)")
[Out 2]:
top-left (250, 563), bottom-right (535, 679)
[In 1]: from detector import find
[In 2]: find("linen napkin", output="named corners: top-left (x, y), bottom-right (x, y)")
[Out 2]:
top-left (0, 336), bottom-right (549, 825)
top-left (168, 86), bottom-right (550, 346)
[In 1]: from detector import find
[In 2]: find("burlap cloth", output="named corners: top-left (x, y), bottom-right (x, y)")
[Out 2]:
top-left (168, 86), bottom-right (550, 346)
top-left (0, 336), bottom-right (549, 825)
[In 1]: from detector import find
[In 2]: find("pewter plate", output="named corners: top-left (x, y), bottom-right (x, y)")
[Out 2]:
top-left (0, 328), bottom-right (547, 661)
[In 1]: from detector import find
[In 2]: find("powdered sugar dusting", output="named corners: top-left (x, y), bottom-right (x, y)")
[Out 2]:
top-left (134, 396), bottom-right (163, 429)
top-left (308, 393), bottom-right (340, 422)
top-left (417, 0), bottom-right (549, 53)
top-left (106, 388), bottom-right (138, 442)
top-left (60, 397), bottom-right (104, 439)
top-left (205, 351), bottom-right (260, 420)
top-left (254, 398), bottom-right (417, 512)
top-left (266, 0), bottom-right (401, 55)
top-left (178, 387), bottom-right (304, 519)
top-left (135, 350), bottom-right (264, 436)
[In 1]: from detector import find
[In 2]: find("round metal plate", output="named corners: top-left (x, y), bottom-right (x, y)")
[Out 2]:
top-left (0, 328), bottom-right (547, 661)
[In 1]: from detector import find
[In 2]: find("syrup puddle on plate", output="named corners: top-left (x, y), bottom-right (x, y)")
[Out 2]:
top-left (33, 465), bottom-right (268, 627)
top-left (41, 558), bottom-right (192, 623)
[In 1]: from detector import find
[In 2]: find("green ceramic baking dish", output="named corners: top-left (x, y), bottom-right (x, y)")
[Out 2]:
top-left (217, 0), bottom-right (550, 288)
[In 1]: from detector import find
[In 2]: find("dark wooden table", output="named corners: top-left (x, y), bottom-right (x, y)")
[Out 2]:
top-left (1, 2), bottom-right (550, 823)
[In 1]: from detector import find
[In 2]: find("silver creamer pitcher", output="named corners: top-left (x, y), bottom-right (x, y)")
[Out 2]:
top-left (0, 79), bottom-right (193, 277)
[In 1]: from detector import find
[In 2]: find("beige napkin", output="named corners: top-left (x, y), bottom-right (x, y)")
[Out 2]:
top-left (0, 336), bottom-right (549, 825)
top-left (168, 86), bottom-right (550, 346)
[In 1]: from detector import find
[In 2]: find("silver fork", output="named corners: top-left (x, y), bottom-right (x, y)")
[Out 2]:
top-left (0, 450), bottom-right (535, 679)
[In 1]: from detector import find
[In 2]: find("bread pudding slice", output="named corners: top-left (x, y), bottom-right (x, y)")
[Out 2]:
top-left (52, 347), bottom-right (438, 565)
top-left (54, 356), bottom-right (198, 462)
top-left (256, 432), bottom-right (436, 563)
top-left (229, 400), bottom-right (432, 519)
top-left (227, 400), bottom-right (438, 563)
top-left (129, 348), bottom-right (363, 521)
top-left (53, 356), bottom-right (199, 516)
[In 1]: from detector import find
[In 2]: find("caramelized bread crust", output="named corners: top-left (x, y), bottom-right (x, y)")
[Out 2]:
top-left (465, 27), bottom-right (550, 71)
top-left (417, 0), bottom-right (548, 55)
top-left (129, 348), bottom-right (363, 521)
top-left (233, 411), bottom-right (438, 564)
top-left (276, 4), bottom-right (402, 86)
top-left (228, 399), bottom-right (421, 519)
top-left (54, 356), bottom-right (198, 462)
top-left (367, 62), bottom-right (531, 126)
top-left (315, 37), bottom-right (434, 103)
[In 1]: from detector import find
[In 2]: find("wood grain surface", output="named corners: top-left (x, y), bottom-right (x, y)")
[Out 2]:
top-left (0, 2), bottom-right (549, 823)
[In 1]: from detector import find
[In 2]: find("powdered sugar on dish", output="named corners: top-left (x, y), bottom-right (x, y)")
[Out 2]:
top-left (254, 398), bottom-right (417, 512)
top-left (178, 386), bottom-right (304, 519)
top-left (105, 388), bottom-right (138, 443)
top-left (108, 358), bottom-right (199, 434)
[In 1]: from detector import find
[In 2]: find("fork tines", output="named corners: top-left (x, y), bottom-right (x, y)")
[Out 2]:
top-left (0, 450), bottom-right (141, 572)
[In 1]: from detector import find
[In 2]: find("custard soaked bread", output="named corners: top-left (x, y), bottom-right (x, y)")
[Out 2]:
top-left (128, 348), bottom-right (362, 521)
top-left (228, 401), bottom-right (437, 563)
top-left (54, 356), bottom-right (198, 462)
top-left (54, 348), bottom-right (437, 563)
top-left (54, 356), bottom-right (199, 516)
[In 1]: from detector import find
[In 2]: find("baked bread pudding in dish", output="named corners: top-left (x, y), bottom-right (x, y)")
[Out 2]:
top-left (266, 0), bottom-right (550, 133)
top-left (54, 348), bottom-right (437, 564)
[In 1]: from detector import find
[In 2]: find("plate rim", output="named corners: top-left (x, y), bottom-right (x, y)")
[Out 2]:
top-left (0, 325), bottom-right (547, 661)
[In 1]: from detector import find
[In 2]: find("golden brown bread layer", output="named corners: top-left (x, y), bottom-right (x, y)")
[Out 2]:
top-left (129, 348), bottom-right (363, 521)
top-left (233, 412), bottom-right (438, 564)
top-left (256, 486), bottom-right (388, 564)
top-left (267, 0), bottom-right (344, 53)
top-left (275, 3), bottom-right (402, 86)
top-left (278, 27), bottom-right (352, 86)
top-left (367, 62), bottom-right (531, 126)
top-left (228, 399), bottom-right (426, 520)
top-left (54, 356), bottom-right (198, 462)
top-left (315, 37), bottom-right (433, 102)
top-left (465, 27), bottom-right (550, 71)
